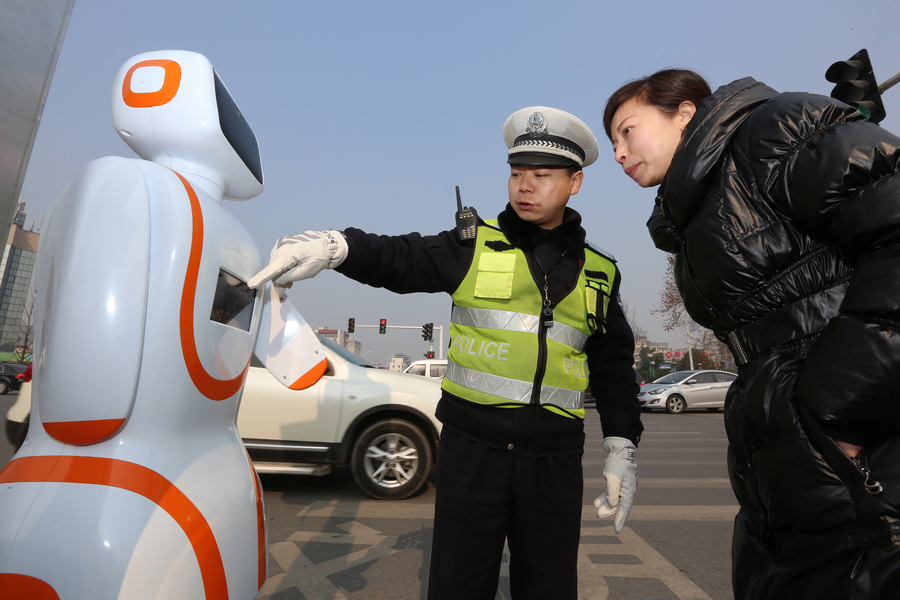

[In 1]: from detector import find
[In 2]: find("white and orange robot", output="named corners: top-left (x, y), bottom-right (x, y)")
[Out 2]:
top-left (0, 51), bottom-right (325, 599)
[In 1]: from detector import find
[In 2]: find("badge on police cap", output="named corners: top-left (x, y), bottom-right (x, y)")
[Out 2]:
top-left (504, 106), bottom-right (599, 169)
top-left (525, 112), bottom-right (548, 137)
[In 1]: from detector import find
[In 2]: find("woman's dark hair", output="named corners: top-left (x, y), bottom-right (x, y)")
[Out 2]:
top-left (603, 69), bottom-right (712, 140)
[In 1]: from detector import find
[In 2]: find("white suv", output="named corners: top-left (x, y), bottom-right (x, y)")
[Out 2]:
top-left (239, 336), bottom-right (442, 499)
top-left (402, 358), bottom-right (448, 380)
top-left (6, 336), bottom-right (443, 500)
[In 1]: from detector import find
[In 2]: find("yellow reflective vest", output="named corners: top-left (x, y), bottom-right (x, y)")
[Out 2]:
top-left (441, 221), bottom-right (618, 419)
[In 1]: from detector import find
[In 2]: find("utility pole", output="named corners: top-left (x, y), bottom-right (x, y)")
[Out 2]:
top-left (684, 307), bottom-right (694, 371)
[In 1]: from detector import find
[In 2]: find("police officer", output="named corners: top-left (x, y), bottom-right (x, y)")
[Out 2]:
top-left (249, 106), bottom-right (643, 600)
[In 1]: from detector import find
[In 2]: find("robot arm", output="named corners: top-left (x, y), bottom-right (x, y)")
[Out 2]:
top-left (254, 284), bottom-right (327, 390)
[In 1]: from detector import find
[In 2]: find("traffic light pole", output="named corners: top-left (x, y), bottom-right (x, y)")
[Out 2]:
top-left (347, 323), bottom-right (445, 359)
top-left (880, 69), bottom-right (900, 95)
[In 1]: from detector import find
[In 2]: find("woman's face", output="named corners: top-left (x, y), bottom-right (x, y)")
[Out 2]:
top-left (610, 98), bottom-right (693, 188)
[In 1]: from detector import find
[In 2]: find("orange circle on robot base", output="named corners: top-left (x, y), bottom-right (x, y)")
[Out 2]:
top-left (0, 574), bottom-right (60, 599)
top-left (0, 455), bottom-right (233, 600)
top-left (122, 59), bottom-right (182, 108)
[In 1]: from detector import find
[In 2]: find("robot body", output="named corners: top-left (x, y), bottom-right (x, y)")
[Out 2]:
top-left (0, 51), bottom-right (320, 599)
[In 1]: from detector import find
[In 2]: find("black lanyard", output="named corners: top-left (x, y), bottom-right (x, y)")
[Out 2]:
top-left (533, 250), bottom-right (567, 328)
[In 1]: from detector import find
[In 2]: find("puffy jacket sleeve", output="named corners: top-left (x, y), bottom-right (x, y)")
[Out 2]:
top-left (748, 93), bottom-right (900, 441)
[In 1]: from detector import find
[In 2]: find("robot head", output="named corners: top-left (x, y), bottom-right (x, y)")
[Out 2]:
top-left (112, 50), bottom-right (263, 201)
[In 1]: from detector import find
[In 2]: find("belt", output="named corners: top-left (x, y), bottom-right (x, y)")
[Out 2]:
top-left (724, 284), bottom-right (847, 366)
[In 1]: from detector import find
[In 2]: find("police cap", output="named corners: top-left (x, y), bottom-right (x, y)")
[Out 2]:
top-left (503, 106), bottom-right (599, 169)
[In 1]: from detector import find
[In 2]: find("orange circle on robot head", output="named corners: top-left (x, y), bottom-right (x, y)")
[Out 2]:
top-left (122, 59), bottom-right (182, 108)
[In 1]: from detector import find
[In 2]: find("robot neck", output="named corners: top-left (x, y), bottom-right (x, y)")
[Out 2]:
top-left (173, 163), bottom-right (225, 202)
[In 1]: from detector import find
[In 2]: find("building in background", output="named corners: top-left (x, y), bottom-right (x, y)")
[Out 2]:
top-left (388, 354), bottom-right (411, 372)
top-left (633, 336), bottom-right (670, 364)
top-left (316, 327), bottom-right (349, 348)
top-left (315, 327), bottom-right (367, 358)
top-left (0, 203), bottom-right (39, 357)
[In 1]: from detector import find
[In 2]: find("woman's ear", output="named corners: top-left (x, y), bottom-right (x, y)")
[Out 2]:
top-left (678, 101), bottom-right (697, 129)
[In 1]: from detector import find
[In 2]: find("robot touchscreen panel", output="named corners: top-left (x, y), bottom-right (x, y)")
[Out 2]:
top-left (209, 269), bottom-right (255, 331)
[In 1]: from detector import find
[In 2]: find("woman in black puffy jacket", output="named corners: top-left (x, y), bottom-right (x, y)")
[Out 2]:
top-left (603, 69), bottom-right (900, 599)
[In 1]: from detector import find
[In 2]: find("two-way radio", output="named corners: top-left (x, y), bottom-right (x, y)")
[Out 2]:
top-left (455, 186), bottom-right (478, 243)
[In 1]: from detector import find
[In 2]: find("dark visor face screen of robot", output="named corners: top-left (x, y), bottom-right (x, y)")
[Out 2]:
top-left (210, 269), bottom-right (255, 332)
top-left (213, 70), bottom-right (263, 185)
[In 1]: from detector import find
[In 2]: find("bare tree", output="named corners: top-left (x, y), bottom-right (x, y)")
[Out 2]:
top-left (650, 255), bottom-right (703, 369)
top-left (651, 256), bottom-right (737, 370)
top-left (621, 300), bottom-right (647, 340)
top-left (15, 291), bottom-right (35, 364)
top-left (695, 328), bottom-right (732, 366)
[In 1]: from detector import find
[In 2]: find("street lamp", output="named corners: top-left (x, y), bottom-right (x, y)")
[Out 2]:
top-left (363, 350), bottom-right (372, 364)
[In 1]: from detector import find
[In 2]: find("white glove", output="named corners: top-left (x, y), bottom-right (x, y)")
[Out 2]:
top-left (594, 436), bottom-right (638, 534)
top-left (248, 230), bottom-right (348, 289)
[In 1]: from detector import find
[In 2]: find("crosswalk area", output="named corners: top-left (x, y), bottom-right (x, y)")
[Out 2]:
top-left (258, 497), bottom-right (737, 600)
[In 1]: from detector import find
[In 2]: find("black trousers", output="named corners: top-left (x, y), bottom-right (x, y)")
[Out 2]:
top-left (427, 427), bottom-right (584, 600)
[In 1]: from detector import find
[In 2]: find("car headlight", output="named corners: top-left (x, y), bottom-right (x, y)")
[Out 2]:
top-left (648, 386), bottom-right (670, 396)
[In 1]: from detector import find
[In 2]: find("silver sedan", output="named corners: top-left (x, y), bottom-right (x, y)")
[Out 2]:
top-left (637, 370), bottom-right (737, 414)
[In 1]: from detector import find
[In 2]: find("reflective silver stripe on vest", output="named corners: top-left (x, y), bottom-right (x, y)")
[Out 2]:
top-left (451, 306), bottom-right (589, 351)
top-left (446, 362), bottom-right (585, 410)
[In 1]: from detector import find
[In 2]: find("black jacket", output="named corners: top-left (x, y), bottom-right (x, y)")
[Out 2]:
top-left (336, 205), bottom-right (642, 456)
top-left (652, 77), bottom-right (900, 598)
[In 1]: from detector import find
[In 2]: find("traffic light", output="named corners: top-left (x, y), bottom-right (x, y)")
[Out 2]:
top-left (425, 351), bottom-right (435, 359)
top-left (379, 318), bottom-right (387, 334)
top-left (421, 322), bottom-right (433, 341)
top-left (347, 317), bottom-right (355, 333)
top-left (826, 48), bottom-right (886, 123)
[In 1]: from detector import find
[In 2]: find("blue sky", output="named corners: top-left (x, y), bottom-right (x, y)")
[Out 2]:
top-left (19, 0), bottom-right (900, 365)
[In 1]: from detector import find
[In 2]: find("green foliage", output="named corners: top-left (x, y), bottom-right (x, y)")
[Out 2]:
top-left (676, 348), bottom-right (716, 371)
top-left (637, 350), bottom-right (671, 381)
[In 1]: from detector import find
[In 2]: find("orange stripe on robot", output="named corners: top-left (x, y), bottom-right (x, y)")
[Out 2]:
top-left (121, 59), bottom-right (182, 108)
top-left (175, 172), bottom-right (251, 400)
top-left (0, 455), bottom-right (229, 600)
top-left (0, 573), bottom-right (60, 599)
top-left (42, 418), bottom-right (126, 445)
top-left (247, 452), bottom-right (266, 589)
top-left (289, 359), bottom-right (328, 390)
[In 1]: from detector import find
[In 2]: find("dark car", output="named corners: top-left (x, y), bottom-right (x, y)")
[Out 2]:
top-left (0, 362), bottom-right (29, 394)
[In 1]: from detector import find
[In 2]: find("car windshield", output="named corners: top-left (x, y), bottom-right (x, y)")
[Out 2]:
top-left (316, 334), bottom-right (374, 367)
top-left (652, 371), bottom-right (696, 384)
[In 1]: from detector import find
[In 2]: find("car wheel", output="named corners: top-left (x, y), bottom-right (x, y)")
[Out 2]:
top-left (351, 419), bottom-right (432, 500)
top-left (665, 394), bottom-right (685, 414)
top-left (0, 380), bottom-right (8, 395)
